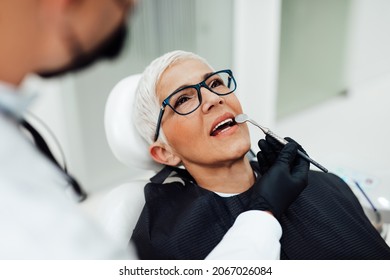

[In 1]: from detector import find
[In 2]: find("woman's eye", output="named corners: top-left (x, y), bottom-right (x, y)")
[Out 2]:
top-left (174, 95), bottom-right (191, 108)
top-left (209, 78), bottom-right (224, 88)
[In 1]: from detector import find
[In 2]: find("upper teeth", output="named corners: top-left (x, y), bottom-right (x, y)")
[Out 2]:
top-left (212, 118), bottom-right (233, 132)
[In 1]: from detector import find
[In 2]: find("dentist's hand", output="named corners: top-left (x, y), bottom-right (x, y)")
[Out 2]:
top-left (257, 136), bottom-right (306, 174)
top-left (249, 137), bottom-right (309, 220)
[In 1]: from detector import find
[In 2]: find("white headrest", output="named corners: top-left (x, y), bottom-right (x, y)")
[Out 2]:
top-left (104, 74), bottom-right (161, 171)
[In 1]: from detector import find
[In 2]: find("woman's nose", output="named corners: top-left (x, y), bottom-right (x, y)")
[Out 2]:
top-left (201, 87), bottom-right (224, 113)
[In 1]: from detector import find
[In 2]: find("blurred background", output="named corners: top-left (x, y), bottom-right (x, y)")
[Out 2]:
top-left (23, 0), bottom-right (390, 218)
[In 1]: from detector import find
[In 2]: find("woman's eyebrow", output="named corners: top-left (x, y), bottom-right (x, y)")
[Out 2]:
top-left (173, 72), bottom-right (214, 92)
top-left (203, 71), bottom-right (214, 79)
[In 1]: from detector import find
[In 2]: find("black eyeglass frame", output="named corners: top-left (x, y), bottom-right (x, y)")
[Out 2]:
top-left (153, 69), bottom-right (237, 141)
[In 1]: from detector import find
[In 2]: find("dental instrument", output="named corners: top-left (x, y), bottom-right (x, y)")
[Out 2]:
top-left (235, 113), bottom-right (328, 173)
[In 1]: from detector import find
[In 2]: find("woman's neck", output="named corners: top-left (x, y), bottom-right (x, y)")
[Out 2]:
top-left (185, 157), bottom-right (255, 194)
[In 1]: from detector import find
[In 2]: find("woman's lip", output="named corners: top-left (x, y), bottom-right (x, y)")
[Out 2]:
top-left (211, 122), bottom-right (238, 137)
top-left (209, 112), bottom-right (237, 136)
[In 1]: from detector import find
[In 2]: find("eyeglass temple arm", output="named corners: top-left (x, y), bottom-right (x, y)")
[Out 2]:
top-left (154, 105), bottom-right (166, 141)
top-left (228, 76), bottom-right (232, 88)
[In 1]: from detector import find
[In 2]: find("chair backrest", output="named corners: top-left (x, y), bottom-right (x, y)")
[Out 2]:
top-left (102, 74), bottom-right (161, 248)
top-left (104, 74), bottom-right (161, 172)
top-left (96, 180), bottom-right (146, 248)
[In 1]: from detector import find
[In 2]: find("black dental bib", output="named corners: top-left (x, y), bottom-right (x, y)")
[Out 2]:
top-left (131, 163), bottom-right (390, 260)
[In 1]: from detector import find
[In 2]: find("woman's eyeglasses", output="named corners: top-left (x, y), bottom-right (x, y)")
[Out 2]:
top-left (154, 69), bottom-right (237, 141)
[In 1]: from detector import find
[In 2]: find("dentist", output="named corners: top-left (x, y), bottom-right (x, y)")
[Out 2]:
top-left (0, 0), bottom-right (137, 259)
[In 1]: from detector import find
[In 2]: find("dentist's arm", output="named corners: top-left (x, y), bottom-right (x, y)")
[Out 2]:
top-left (206, 210), bottom-right (281, 260)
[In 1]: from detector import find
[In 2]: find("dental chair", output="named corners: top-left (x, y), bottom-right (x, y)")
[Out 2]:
top-left (102, 74), bottom-right (161, 248)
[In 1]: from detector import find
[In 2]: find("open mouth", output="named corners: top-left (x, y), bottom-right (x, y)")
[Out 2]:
top-left (210, 118), bottom-right (237, 136)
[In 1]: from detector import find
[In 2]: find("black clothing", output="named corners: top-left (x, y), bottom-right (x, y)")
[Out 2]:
top-left (131, 163), bottom-right (390, 259)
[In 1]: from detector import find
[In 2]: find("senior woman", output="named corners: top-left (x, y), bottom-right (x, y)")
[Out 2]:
top-left (130, 50), bottom-right (390, 260)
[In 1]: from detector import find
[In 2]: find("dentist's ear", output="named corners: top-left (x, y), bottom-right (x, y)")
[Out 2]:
top-left (149, 142), bottom-right (181, 166)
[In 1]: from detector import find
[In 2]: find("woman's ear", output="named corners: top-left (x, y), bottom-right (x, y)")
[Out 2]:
top-left (149, 142), bottom-right (181, 166)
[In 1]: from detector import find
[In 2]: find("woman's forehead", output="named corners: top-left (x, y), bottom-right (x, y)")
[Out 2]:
top-left (157, 59), bottom-right (212, 98)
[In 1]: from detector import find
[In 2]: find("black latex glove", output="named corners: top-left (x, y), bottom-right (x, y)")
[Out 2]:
top-left (249, 138), bottom-right (309, 220)
top-left (257, 136), bottom-right (307, 174)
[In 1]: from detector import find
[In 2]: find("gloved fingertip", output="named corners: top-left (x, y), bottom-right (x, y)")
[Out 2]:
top-left (258, 139), bottom-right (267, 149)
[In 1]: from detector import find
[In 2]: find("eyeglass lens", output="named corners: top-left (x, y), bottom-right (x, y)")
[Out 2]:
top-left (168, 71), bottom-right (235, 115)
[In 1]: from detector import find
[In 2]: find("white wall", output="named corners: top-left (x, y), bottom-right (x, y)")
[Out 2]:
top-left (346, 0), bottom-right (390, 93)
top-left (233, 0), bottom-right (281, 151)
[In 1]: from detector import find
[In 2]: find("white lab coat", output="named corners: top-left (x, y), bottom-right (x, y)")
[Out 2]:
top-left (0, 82), bottom-right (281, 259)
top-left (0, 83), bottom-right (133, 259)
top-left (206, 210), bottom-right (282, 259)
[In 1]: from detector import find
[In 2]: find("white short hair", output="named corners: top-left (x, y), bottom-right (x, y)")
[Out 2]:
top-left (132, 50), bottom-right (213, 145)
